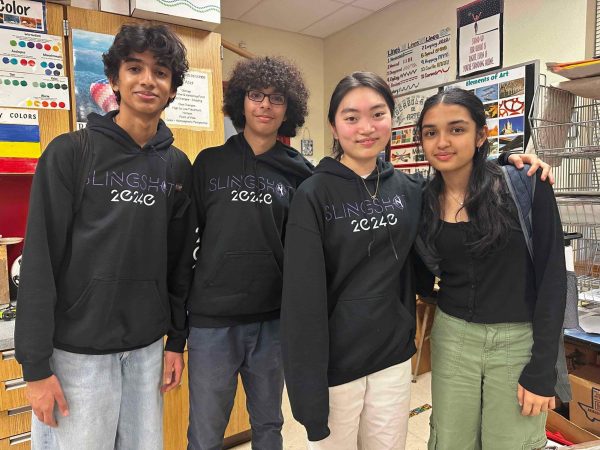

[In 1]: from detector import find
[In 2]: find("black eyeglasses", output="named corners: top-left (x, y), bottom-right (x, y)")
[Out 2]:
top-left (246, 90), bottom-right (286, 105)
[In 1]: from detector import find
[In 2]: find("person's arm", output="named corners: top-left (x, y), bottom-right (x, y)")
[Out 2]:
top-left (163, 153), bottom-right (195, 392)
top-left (15, 134), bottom-right (76, 424)
top-left (497, 152), bottom-right (554, 184)
top-left (281, 189), bottom-right (331, 442)
top-left (518, 172), bottom-right (566, 413)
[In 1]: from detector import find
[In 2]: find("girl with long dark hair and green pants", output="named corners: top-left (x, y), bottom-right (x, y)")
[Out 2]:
top-left (417, 88), bottom-right (565, 450)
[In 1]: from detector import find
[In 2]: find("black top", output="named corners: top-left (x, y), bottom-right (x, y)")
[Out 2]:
top-left (435, 172), bottom-right (566, 397)
top-left (281, 157), bottom-right (432, 442)
top-left (15, 111), bottom-right (195, 381)
top-left (188, 133), bottom-right (313, 327)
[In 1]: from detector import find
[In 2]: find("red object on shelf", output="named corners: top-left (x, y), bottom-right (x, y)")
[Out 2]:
top-left (0, 157), bottom-right (38, 174)
top-left (0, 174), bottom-right (32, 270)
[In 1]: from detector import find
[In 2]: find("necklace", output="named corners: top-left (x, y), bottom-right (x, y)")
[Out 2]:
top-left (446, 190), bottom-right (465, 207)
top-left (360, 165), bottom-right (380, 200)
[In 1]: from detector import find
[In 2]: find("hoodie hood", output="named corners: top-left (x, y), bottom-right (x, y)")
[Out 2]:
top-left (86, 110), bottom-right (174, 153)
top-left (314, 156), bottom-right (394, 181)
top-left (233, 132), bottom-right (314, 180)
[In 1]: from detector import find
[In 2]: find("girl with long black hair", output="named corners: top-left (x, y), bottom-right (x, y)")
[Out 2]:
top-left (417, 88), bottom-right (565, 450)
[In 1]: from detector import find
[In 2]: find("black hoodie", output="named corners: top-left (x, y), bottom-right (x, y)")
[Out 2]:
top-left (188, 133), bottom-right (313, 327)
top-left (15, 111), bottom-right (195, 381)
top-left (281, 157), bottom-right (429, 441)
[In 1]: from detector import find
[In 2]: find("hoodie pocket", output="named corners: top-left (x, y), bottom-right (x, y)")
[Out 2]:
top-left (198, 251), bottom-right (282, 315)
top-left (59, 278), bottom-right (168, 350)
top-left (328, 295), bottom-right (414, 372)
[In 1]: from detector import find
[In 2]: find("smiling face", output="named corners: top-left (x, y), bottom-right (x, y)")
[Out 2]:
top-left (330, 86), bottom-right (392, 168)
top-left (242, 86), bottom-right (287, 141)
top-left (110, 50), bottom-right (175, 120)
top-left (420, 102), bottom-right (488, 177)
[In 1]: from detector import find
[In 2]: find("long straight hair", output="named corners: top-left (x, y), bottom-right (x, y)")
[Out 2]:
top-left (327, 72), bottom-right (395, 160)
top-left (416, 88), bottom-right (517, 256)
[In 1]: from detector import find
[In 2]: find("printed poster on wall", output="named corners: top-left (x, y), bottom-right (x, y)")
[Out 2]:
top-left (390, 88), bottom-right (437, 175)
top-left (386, 28), bottom-right (451, 99)
top-left (72, 29), bottom-right (117, 129)
top-left (0, 28), bottom-right (63, 76)
top-left (0, 0), bottom-right (46, 33)
top-left (0, 70), bottom-right (68, 109)
top-left (448, 65), bottom-right (526, 155)
top-left (0, 107), bottom-right (40, 158)
top-left (457, 0), bottom-right (503, 77)
top-left (164, 69), bottom-right (212, 130)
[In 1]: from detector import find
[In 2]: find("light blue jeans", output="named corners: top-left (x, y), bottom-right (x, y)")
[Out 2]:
top-left (31, 338), bottom-right (164, 450)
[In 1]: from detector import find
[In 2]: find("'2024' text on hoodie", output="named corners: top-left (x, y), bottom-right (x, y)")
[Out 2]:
top-left (15, 111), bottom-right (195, 381)
top-left (188, 133), bottom-right (313, 327)
top-left (281, 157), bottom-right (433, 441)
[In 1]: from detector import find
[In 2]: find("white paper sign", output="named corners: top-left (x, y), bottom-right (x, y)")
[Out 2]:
top-left (0, 29), bottom-right (63, 76)
top-left (0, 70), bottom-right (69, 109)
top-left (165, 69), bottom-right (211, 129)
top-left (0, 106), bottom-right (37, 124)
top-left (386, 28), bottom-right (451, 98)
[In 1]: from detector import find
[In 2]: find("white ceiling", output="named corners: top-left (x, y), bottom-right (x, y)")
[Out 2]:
top-left (220, 0), bottom-right (400, 38)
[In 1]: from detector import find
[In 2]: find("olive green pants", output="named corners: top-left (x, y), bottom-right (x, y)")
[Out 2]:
top-left (428, 308), bottom-right (547, 450)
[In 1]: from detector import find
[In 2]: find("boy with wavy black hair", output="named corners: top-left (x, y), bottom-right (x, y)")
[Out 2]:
top-left (16, 24), bottom-right (194, 449)
top-left (187, 56), bottom-right (312, 450)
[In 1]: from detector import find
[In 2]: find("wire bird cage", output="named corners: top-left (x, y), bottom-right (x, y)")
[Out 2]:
top-left (530, 85), bottom-right (600, 194)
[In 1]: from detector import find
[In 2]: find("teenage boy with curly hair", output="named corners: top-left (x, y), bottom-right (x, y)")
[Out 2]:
top-left (187, 56), bottom-right (312, 450)
top-left (15, 24), bottom-right (194, 449)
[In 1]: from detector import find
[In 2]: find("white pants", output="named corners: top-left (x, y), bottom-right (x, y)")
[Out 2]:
top-left (308, 360), bottom-right (412, 450)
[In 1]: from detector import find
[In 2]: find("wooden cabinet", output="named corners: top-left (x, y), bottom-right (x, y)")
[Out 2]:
top-left (0, 347), bottom-right (250, 449)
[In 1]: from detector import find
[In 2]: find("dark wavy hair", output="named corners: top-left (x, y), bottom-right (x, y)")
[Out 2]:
top-left (327, 72), bottom-right (395, 160)
top-left (103, 24), bottom-right (189, 107)
top-left (223, 56), bottom-right (308, 137)
top-left (416, 88), bottom-right (517, 257)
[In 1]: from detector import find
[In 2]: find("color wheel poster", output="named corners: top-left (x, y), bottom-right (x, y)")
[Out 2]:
top-left (72, 29), bottom-right (117, 129)
top-left (448, 65), bottom-right (526, 155)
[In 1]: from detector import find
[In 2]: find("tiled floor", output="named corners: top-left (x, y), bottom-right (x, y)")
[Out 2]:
top-left (231, 371), bottom-right (432, 450)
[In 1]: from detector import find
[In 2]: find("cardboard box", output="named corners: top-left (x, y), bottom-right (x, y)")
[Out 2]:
top-left (547, 410), bottom-right (600, 446)
top-left (100, 0), bottom-right (130, 15)
top-left (570, 366), bottom-right (600, 435)
top-left (130, 0), bottom-right (220, 31)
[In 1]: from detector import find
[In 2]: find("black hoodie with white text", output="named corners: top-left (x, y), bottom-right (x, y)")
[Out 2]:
top-left (15, 111), bottom-right (195, 381)
top-left (281, 157), bottom-right (430, 441)
top-left (188, 133), bottom-right (313, 327)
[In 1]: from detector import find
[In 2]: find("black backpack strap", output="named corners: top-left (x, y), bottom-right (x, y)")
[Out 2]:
top-left (68, 128), bottom-right (94, 215)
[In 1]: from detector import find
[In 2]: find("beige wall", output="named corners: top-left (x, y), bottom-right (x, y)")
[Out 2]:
top-left (323, 0), bottom-right (590, 147)
top-left (216, 19), bottom-right (325, 163)
top-left (216, 1), bottom-right (591, 161)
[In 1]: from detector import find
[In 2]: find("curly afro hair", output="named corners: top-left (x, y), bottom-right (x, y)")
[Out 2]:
top-left (103, 24), bottom-right (189, 107)
top-left (224, 56), bottom-right (308, 137)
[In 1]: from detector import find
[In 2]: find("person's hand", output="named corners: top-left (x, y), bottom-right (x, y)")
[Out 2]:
top-left (161, 351), bottom-right (184, 393)
top-left (518, 383), bottom-right (556, 416)
top-left (26, 375), bottom-right (69, 427)
top-left (507, 153), bottom-right (555, 185)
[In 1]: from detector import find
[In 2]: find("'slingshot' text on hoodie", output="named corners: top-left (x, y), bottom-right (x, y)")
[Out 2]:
top-left (15, 111), bottom-right (195, 381)
top-left (188, 133), bottom-right (313, 327)
top-left (281, 157), bottom-right (430, 442)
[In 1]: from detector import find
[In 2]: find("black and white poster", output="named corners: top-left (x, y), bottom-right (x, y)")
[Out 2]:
top-left (457, 0), bottom-right (503, 77)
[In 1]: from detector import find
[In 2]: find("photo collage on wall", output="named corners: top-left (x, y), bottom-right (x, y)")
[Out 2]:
top-left (449, 65), bottom-right (526, 156)
top-left (390, 88), bottom-right (437, 176)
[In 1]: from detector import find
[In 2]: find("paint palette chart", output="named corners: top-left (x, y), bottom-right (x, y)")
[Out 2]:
top-left (0, 28), bottom-right (63, 76)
